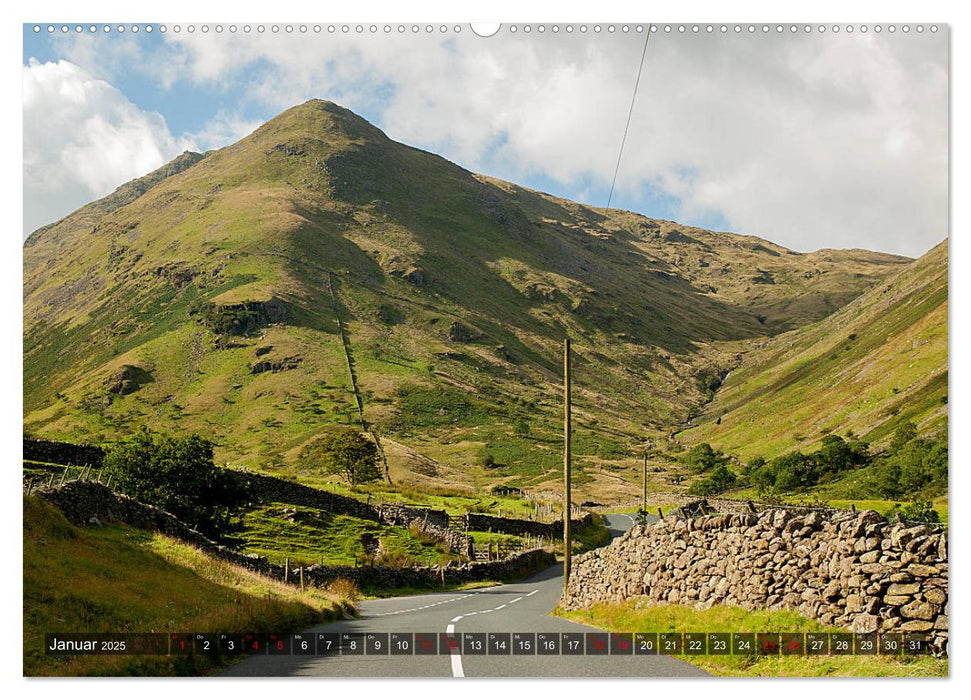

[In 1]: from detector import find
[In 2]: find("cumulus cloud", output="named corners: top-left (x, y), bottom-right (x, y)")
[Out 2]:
top-left (28, 29), bottom-right (948, 256)
top-left (156, 29), bottom-right (947, 257)
top-left (22, 59), bottom-right (195, 237)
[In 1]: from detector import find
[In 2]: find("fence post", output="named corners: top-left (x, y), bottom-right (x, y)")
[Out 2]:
top-left (285, 558), bottom-right (290, 584)
top-left (657, 507), bottom-right (664, 520)
top-left (300, 566), bottom-right (305, 592)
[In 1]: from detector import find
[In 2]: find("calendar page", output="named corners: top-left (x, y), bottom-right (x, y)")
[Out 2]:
top-left (21, 11), bottom-right (949, 685)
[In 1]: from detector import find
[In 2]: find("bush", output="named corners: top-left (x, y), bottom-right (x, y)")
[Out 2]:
top-left (477, 451), bottom-right (496, 468)
top-left (885, 499), bottom-right (941, 524)
top-left (300, 428), bottom-right (381, 487)
top-left (687, 463), bottom-right (738, 496)
top-left (683, 443), bottom-right (726, 472)
top-left (104, 429), bottom-right (246, 539)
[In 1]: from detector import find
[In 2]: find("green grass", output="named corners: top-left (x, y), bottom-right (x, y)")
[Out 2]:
top-left (558, 600), bottom-right (947, 677)
top-left (683, 242), bottom-right (946, 461)
top-left (235, 503), bottom-right (461, 568)
top-left (23, 496), bottom-right (354, 676)
top-left (308, 478), bottom-right (540, 519)
top-left (24, 100), bottom-right (915, 493)
top-left (573, 515), bottom-right (611, 552)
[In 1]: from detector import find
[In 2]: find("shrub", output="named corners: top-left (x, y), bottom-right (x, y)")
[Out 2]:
top-left (104, 429), bottom-right (246, 539)
top-left (683, 443), bottom-right (726, 472)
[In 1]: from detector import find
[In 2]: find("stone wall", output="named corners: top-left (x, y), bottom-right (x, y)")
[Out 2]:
top-left (232, 470), bottom-right (383, 521)
top-left (560, 508), bottom-right (948, 651)
top-left (233, 469), bottom-right (587, 552)
top-left (34, 481), bottom-right (554, 589)
top-left (302, 548), bottom-right (556, 590)
top-left (23, 437), bottom-right (104, 468)
top-left (467, 512), bottom-right (593, 539)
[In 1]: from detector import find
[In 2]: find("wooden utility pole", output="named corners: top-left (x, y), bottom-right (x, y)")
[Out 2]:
top-left (563, 338), bottom-right (572, 589)
top-left (642, 451), bottom-right (648, 516)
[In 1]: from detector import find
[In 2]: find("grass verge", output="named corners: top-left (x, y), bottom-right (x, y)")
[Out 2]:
top-left (557, 600), bottom-right (947, 677)
top-left (23, 496), bottom-right (355, 676)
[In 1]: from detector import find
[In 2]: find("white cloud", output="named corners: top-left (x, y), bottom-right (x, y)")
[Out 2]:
top-left (189, 111), bottom-right (262, 151)
top-left (154, 30), bottom-right (946, 257)
top-left (22, 59), bottom-right (195, 238)
top-left (27, 30), bottom-right (948, 257)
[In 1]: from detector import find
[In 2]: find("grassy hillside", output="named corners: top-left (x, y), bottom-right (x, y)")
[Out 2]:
top-left (681, 241), bottom-right (947, 460)
top-left (23, 496), bottom-right (354, 676)
top-left (23, 99), bottom-right (911, 497)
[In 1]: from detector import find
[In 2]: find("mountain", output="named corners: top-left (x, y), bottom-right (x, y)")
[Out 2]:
top-left (680, 241), bottom-right (947, 460)
top-left (23, 99), bottom-right (914, 491)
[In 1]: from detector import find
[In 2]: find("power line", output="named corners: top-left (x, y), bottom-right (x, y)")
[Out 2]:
top-left (606, 26), bottom-right (652, 211)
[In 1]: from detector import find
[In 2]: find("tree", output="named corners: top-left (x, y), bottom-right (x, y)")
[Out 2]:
top-left (890, 421), bottom-right (918, 454)
top-left (688, 463), bottom-right (738, 496)
top-left (301, 427), bottom-right (380, 487)
top-left (684, 443), bottom-right (723, 472)
top-left (104, 429), bottom-right (246, 539)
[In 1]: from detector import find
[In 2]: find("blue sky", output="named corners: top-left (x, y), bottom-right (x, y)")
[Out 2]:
top-left (22, 23), bottom-right (947, 256)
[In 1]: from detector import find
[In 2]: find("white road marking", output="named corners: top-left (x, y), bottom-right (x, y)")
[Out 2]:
top-left (445, 624), bottom-right (464, 677)
top-left (442, 588), bottom-right (537, 677)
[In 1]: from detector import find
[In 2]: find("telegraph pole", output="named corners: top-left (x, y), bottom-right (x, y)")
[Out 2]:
top-left (563, 337), bottom-right (572, 589)
top-left (642, 451), bottom-right (648, 517)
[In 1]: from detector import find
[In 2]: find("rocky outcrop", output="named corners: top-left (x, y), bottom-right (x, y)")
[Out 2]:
top-left (560, 508), bottom-right (947, 652)
top-left (106, 364), bottom-right (154, 395)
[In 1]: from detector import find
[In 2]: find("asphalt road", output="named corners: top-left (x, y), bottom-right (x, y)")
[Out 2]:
top-left (221, 513), bottom-right (706, 677)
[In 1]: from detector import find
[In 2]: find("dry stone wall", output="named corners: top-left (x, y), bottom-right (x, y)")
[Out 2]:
top-left (234, 469), bottom-right (586, 551)
top-left (35, 480), bottom-right (555, 589)
top-left (23, 437), bottom-right (104, 468)
top-left (560, 508), bottom-right (948, 651)
top-left (467, 512), bottom-right (593, 539)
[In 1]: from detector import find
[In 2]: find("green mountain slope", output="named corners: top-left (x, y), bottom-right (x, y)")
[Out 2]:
top-left (681, 241), bottom-right (947, 460)
top-left (23, 99), bottom-right (912, 489)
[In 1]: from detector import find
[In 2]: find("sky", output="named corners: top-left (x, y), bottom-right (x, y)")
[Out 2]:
top-left (22, 22), bottom-right (948, 257)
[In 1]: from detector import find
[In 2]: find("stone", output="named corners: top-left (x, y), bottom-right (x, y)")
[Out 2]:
top-left (900, 600), bottom-right (938, 621)
top-left (887, 582), bottom-right (920, 596)
top-left (859, 551), bottom-right (880, 564)
top-left (906, 564), bottom-right (940, 577)
top-left (883, 595), bottom-right (911, 606)
top-left (924, 589), bottom-right (947, 605)
top-left (822, 581), bottom-right (842, 601)
top-left (900, 620), bottom-right (934, 632)
top-left (852, 613), bottom-right (879, 633)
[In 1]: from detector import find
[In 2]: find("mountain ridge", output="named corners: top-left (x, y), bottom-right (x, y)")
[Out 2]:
top-left (23, 99), bottom-right (927, 494)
